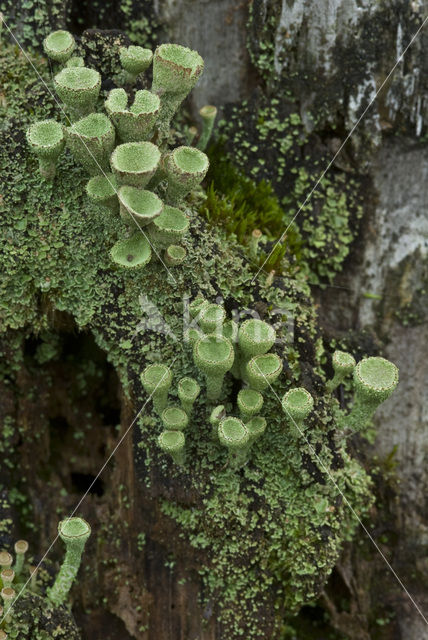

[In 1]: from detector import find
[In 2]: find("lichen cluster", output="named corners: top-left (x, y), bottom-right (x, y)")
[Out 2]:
top-left (0, 27), bottom-right (399, 640)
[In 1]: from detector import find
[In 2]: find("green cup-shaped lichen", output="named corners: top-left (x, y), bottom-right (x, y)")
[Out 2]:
top-left (111, 142), bottom-right (161, 188)
top-left (209, 404), bottom-right (226, 439)
top-left (158, 430), bottom-right (185, 466)
top-left (54, 67), bottom-right (101, 120)
top-left (178, 377), bottom-right (200, 416)
top-left (326, 350), bottom-right (356, 393)
top-left (161, 406), bottom-right (189, 431)
top-left (237, 388), bottom-right (263, 421)
top-left (165, 146), bottom-right (209, 205)
top-left (199, 304), bottom-right (226, 335)
top-left (165, 244), bottom-right (186, 266)
top-left (282, 387), bottom-right (314, 437)
top-left (120, 46), bottom-right (153, 83)
top-left (14, 540), bottom-right (29, 577)
top-left (141, 363), bottom-right (172, 415)
top-left (118, 186), bottom-right (163, 227)
top-left (110, 233), bottom-right (151, 269)
top-left (152, 43), bottom-right (204, 132)
top-left (149, 205), bottom-right (189, 248)
top-left (26, 119), bottom-right (65, 180)
top-left (345, 357), bottom-right (399, 431)
top-left (43, 30), bottom-right (75, 63)
top-left (105, 88), bottom-right (160, 142)
top-left (86, 173), bottom-right (118, 213)
top-left (245, 353), bottom-right (282, 391)
top-left (238, 319), bottom-right (276, 359)
top-left (47, 517), bottom-right (91, 606)
top-left (66, 113), bottom-right (115, 175)
top-left (246, 415), bottom-right (267, 444)
top-left (218, 417), bottom-right (249, 468)
top-left (189, 296), bottom-right (209, 319)
top-left (196, 104), bottom-right (217, 151)
top-left (193, 334), bottom-right (234, 400)
top-left (65, 56), bottom-right (85, 68)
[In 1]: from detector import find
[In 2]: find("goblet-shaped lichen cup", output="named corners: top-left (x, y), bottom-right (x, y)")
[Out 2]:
top-left (164, 244), bottom-right (187, 266)
top-left (54, 66), bottom-right (101, 121)
top-left (326, 350), bottom-right (356, 393)
top-left (345, 356), bottom-right (399, 431)
top-left (66, 113), bottom-right (115, 175)
top-left (199, 304), bottom-right (226, 335)
top-left (110, 233), bottom-right (152, 269)
top-left (105, 88), bottom-right (160, 142)
top-left (237, 388), bottom-right (264, 421)
top-left (193, 334), bottom-right (234, 401)
top-left (244, 353), bottom-right (283, 391)
top-left (86, 173), bottom-right (119, 213)
top-left (177, 377), bottom-right (200, 416)
top-left (165, 146), bottom-right (209, 205)
top-left (120, 45), bottom-right (153, 83)
top-left (47, 517), bottom-right (91, 606)
top-left (148, 205), bottom-right (189, 248)
top-left (66, 56), bottom-right (85, 68)
top-left (238, 319), bottom-right (276, 359)
top-left (141, 363), bottom-right (172, 415)
top-left (158, 430), bottom-right (186, 466)
top-left (152, 43), bottom-right (204, 133)
top-left (110, 142), bottom-right (161, 188)
top-left (245, 416), bottom-right (267, 445)
top-left (161, 406), bottom-right (189, 431)
top-left (118, 186), bottom-right (163, 227)
top-left (43, 30), bottom-right (75, 64)
top-left (26, 119), bottom-right (65, 180)
top-left (281, 387), bottom-right (314, 437)
top-left (218, 416), bottom-right (250, 469)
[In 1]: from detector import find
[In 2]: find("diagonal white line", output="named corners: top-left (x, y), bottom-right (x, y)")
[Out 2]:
top-left (1, 16), bottom-right (177, 282)
top-left (1, 356), bottom-right (179, 622)
top-left (251, 12), bottom-right (428, 284)
top-left (253, 360), bottom-right (428, 626)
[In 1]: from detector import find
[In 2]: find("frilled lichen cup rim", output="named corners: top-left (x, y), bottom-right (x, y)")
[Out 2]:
top-left (141, 363), bottom-right (172, 388)
top-left (155, 43), bottom-right (204, 78)
top-left (239, 318), bottom-right (276, 347)
top-left (118, 186), bottom-right (163, 219)
top-left (354, 356), bottom-right (399, 392)
top-left (248, 353), bottom-right (282, 376)
top-left (106, 88), bottom-right (160, 116)
top-left (152, 205), bottom-right (189, 233)
top-left (43, 30), bottom-right (75, 56)
top-left (59, 516), bottom-right (91, 541)
top-left (86, 173), bottom-right (118, 200)
top-left (332, 350), bottom-right (356, 370)
top-left (120, 45), bottom-right (153, 61)
top-left (111, 142), bottom-right (161, 174)
top-left (27, 119), bottom-right (64, 148)
top-left (282, 387), bottom-right (314, 413)
top-left (170, 146), bottom-right (209, 176)
top-left (158, 429), bottom-right (185, 451)
top-left (54, 66), bottom-right (101, 92)
top-left (68, 112), bottom-right (114, 140)
top-left (238, 388), bottom-right (263, 410)
top-left (178, 377), bottom-right (200, 399)
top-left (218, 417), bottom-right (249, 445)
top-left (194, 334), bottom-right (234, 365)
top-left (110, 233), bottom-right (152, 268)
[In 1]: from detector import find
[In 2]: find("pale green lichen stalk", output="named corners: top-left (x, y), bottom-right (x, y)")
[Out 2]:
top-left (141, 364), bottom-right (172, 415)
top-left (177, 377), bottom-right (200, 416)
top-left (26, 120), bottom-right (65, 180)
top-left (218, 416), bottom-right (250, 469)
top-left (13, 541), bottom-right (28, 578)
top-left (343, 356), bottom-right (399, 431)
top-left (47, 517), bottom-right (91, 607)
top-left (196, 105), bottom-right (217, 151)
top-left (158, 430), bottom-right (186, 466)
top-left (282, 387), bottom-right (314, 438)
top-left (326, 350), bottom-right (356, 392)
